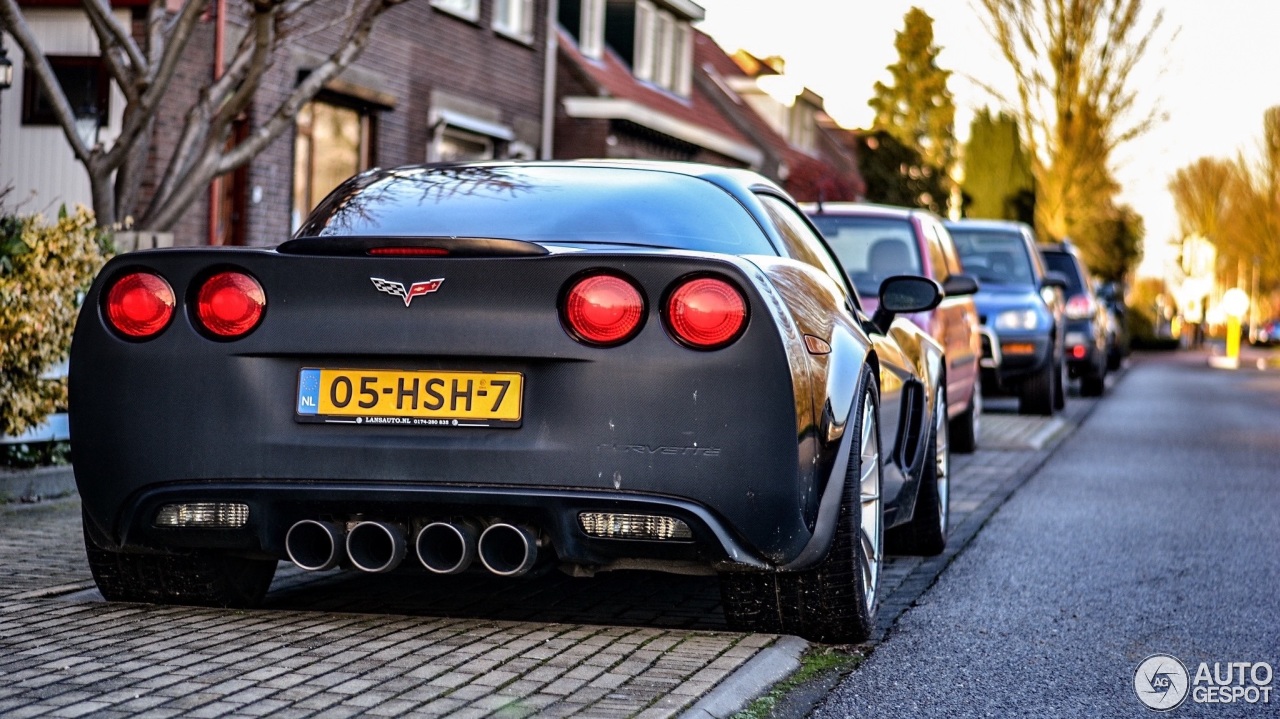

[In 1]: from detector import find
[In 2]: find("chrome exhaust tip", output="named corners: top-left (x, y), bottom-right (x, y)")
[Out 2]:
top-left (415, 520), bottom-right (479, 575)
top-left (477, 523), bottom-right (539, 577)
top-left (345, 520), bottom-right (407, 573)
top-left (285, 519), bottom-right (344, 571)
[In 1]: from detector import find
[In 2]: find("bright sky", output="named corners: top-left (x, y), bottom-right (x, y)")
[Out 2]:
top-left (694, 0), bottom-right (1280, 277)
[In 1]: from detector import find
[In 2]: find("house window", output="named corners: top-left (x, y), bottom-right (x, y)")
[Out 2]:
top-left (560, 0), bottom-right (605, 59)
top-left (427, 109), bottom-right (516, 163)
top-left (431, 0), bottom-right (480, 22)
top-left (21, 55), bottom-right (109, 127)
top-left (494, 0), bottom-right (535, 42)
top-left (626, 1), bottom-right (692, 95)
top-left (436, 126), bottom-right (493, 162)
top-left (293, 99), bottom-right (374, 231)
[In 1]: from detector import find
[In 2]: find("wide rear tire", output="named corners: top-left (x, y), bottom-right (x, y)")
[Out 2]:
top-left (720, 366), bottom-right (882, 644)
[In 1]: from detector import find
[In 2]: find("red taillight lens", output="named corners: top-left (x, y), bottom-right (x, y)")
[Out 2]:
top-left (562, 273), bottom-right (646, 346)
top-left (665, 277), bottom-right (747, 349)
top-left (195, 271), bottom-right (265, 338)
top-left (105, 272), bottom-right (175, 339)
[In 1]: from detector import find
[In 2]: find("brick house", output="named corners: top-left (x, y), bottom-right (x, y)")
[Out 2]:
top-left (1, 0), bottom-right (555, 247)
top-left (2, 0), bottom-right (861, 248)
top-left (552, 0), bottom-right (862, 201)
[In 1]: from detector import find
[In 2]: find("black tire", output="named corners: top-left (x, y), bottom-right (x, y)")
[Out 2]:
top-left (1052, 357), bottom-right (1066, 410)
top-left (720, 366), bottom-right (882, 644)
top-left (950, 371), bottom-right (979, 454)
top-left (1018, 360), bottom-right (1055, 416)
top-left (887, 388), bottom-right (949, 556)
top-left (85, 522), bottom-right (275, 608)
top-left (1080, 370), bottom-right (1105, 397)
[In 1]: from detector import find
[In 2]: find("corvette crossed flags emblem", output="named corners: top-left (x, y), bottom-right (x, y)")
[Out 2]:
top-left (370, 277), bottom-right (445, 307)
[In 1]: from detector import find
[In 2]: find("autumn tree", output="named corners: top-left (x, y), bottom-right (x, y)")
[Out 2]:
top-left (961, 107), bottom-right (1034, 222)
top-left (868, 6), bottom-right (956, 210)
top-left (975, 0), bottom-right (1166, 277)
top-left (1168, 157), bottom-right (1234, 244)
top-left (0, 0), bottom-right (408, 231)
top-left (1169, 108), bottom-right (1280, 313)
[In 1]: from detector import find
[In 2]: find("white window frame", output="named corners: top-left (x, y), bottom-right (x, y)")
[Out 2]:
top-left (431, 0), bottom-right (480, 23)
top-left (633, 0), bottom-right (656, 83)
top-left (493, 0), bottom-right (535, 43)
top-left (631, 2), bottom-right (693, 96)
top-left (579, 0), bottom-right (606, 60)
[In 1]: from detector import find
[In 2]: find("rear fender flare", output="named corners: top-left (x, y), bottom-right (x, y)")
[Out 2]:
top-left (781, 359), bottom-right (876, 571)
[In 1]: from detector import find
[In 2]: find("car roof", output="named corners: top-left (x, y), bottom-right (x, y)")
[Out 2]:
top-left (799, 201), bottom-right (933, 221)
top-left (942, 218), bottom-right (1032, 231)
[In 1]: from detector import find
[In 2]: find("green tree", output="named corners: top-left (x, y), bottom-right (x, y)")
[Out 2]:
top-left (868, 6), bottom-right (956, 209)
top-left (1078, 203), bottom-right (1143, 284)
top-left (975, 0), bottom-right (1166, 277)
top-left (961, 108), bottom-right (1034, 222)
top-left (855, 130), bottom-right (947, 211)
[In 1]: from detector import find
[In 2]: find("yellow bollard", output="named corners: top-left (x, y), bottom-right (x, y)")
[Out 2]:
top-left (1226, 315), bottom-right (1241, 362)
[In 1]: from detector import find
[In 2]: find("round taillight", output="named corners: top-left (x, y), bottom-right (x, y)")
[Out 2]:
top-left (195, 271), bottom-right (265, 338)
top-left (665, 277), bottom-right (748, 349)
top-left (104, 272), bottom-right (175, 339)
top-left (562, 273), bottom-right (646, 346)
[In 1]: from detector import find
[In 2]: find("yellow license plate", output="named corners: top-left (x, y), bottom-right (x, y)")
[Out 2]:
top-left (296, 368), bottom-right (523, 428)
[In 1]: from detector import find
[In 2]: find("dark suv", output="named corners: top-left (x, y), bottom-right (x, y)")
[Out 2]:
top-left (943, 219), bottom-right (1067, 416)
top-left (1038, 241), bottom-right (1110, 396)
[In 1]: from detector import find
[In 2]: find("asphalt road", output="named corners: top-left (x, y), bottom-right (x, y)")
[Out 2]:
top-left (809, 350), bottom-right (1280, 718)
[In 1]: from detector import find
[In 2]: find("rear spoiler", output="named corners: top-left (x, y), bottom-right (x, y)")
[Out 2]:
top-left (277, 236), bottom-right (550, 258)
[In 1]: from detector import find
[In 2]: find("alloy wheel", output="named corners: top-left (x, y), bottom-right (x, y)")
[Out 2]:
top-left (859, 398), bottom-right (883, 614)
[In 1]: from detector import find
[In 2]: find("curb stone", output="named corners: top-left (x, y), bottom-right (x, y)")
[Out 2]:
top-left (680, 635), bottom-right (808, 718)
top-left (0, 464), bottom-right (76, 504)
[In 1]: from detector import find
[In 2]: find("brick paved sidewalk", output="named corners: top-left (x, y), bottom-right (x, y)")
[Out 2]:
top-left (0, 385), bottom-right (1101, 718)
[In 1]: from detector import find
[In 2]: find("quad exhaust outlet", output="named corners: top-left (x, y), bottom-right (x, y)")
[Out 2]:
top-left (285, 518), bottom-right (539, 577)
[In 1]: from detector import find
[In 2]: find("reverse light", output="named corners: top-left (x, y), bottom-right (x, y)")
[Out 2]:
top-left (104, 271), bottom-right (175, 339)
top-left (154, 502), bottom-right (248, 528)
top-left (561, 273), bottom-right (646, 346)
top-left (664, 276), bottom-right (748, 350)
top-left (579, 512), bottom-right (693, 541)
top-left (195, 271), bottom-right (266, 339)
top-left (1064, 294), bottom-right (1096, 320)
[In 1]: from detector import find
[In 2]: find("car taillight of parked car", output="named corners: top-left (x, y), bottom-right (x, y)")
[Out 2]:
top-left (195, 271), bottom-right (266, 339)
top-left (664, 276), bottom-right (747, 350)
top-left (1065, 294), bottom-right (1096, 320)
top-left (561, 273), bottom-right (646, 347)
top-left (104, 271), bottom-right (176, 339)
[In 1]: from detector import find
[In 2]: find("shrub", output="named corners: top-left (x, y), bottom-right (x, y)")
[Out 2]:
top-left (0, 205), bottom-right (113, 437)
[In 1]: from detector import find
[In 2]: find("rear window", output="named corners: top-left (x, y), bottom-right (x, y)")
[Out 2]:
top-left (809, 215), bottom-right (922, 296)
top-left (293, 164), bottom-right (775, 255)
top-left (947, 228), bottom-right (1035, 288)
top-left (1040, 251), bottom-right (1086, 294)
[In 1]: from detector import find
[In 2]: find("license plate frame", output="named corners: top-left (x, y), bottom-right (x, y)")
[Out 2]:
top-left (296, 368), bottom-right (523, 428)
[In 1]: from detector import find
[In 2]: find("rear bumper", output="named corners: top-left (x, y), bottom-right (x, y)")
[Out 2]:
top-left (90, 480), bottom-right (772, 572)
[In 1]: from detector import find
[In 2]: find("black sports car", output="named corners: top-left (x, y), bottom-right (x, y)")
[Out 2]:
top-left (71, 161), bottom-right (948, 643)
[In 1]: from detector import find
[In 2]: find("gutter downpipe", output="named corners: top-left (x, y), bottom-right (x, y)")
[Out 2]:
top-left (540, 0), bottom-right (558, 159)
top-left (207, 0), bottom-right (226, 245)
